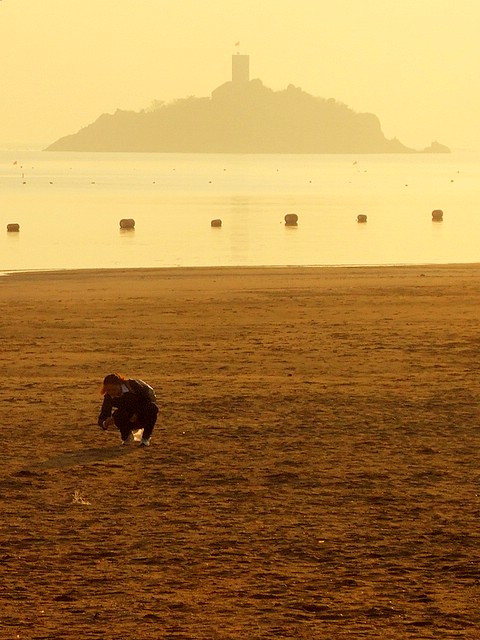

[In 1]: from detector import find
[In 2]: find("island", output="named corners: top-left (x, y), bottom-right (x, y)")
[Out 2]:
top-left (46, 55), bottom-right (450, 154)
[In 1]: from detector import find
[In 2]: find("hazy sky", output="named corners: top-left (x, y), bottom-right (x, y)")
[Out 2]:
top-left (1, 0), bottom-right (479, 150)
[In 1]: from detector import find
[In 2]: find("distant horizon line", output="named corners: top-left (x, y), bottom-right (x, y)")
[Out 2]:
top-left (0, 142), bottom-right (478, 154)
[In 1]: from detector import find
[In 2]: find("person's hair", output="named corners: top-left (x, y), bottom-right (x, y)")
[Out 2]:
top-left (100, 373), bottom-right (127, 395)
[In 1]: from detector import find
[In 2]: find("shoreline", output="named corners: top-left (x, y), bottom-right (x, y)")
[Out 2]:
top-left (2, 260), bottom-right (480, 280)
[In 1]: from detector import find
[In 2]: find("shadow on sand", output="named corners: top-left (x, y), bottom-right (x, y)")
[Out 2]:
top-left (34, 445), bottom-right (134, 470)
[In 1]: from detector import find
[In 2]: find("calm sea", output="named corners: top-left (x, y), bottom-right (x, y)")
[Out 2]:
top-left (1, 150), bottom-right (479, 273)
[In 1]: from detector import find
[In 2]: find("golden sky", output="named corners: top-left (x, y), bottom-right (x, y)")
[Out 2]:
top-left (1, 0), bottom-right (479, 150)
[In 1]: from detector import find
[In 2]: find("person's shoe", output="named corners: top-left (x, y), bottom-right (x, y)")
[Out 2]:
top-left (122, 432), bottom-right (134, 445)
top-left (140, 437), bottom-right (151, 447)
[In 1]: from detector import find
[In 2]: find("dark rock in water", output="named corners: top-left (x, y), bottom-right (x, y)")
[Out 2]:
top-left (120, 218), bottom-right (135, 229)
top-left (285, 213), bottom-right (298, 226)
top-left (422, 141), bottom-right (450, 153)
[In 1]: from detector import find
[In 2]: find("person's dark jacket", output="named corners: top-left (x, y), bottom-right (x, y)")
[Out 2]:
top-left (97, 379), bottom-right (157, 428)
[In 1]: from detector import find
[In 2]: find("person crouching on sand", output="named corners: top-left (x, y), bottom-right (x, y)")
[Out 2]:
top-left (98, 373), bottom-right (158, 447)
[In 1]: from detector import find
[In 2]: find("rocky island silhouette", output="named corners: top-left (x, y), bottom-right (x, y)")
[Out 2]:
top-left (46, 55), bottom-right (449, 154)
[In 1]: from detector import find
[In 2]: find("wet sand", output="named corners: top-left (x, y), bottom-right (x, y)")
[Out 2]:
top-left (1, 265), bottom-right (479, 639)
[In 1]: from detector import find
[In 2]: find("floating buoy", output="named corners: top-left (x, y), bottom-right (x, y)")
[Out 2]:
top-left (119, 218), bottom-right (135, 229)
top-left (211, 219), bottom-right (222, 228)
top-left (357, 214), bottom-right (368, 223)
top-left (284, 213), bottom-right (298, 226)
top-left (7, 223), bottom-right (20, 232)
top-left (432, 209), bottom-right (443, 221)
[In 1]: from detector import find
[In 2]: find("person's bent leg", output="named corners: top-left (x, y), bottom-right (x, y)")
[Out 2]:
top-left (140, 403), bottom-right (158, 441)
top-left (112, 408), bottom-right (133, 441)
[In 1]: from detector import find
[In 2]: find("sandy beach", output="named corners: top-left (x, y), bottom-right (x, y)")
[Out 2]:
top-left (1, 264), bottom-right (479, 639)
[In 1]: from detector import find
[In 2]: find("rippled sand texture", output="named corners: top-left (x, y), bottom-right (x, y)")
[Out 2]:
top-left (1, 266), bottom-right (479, 639)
